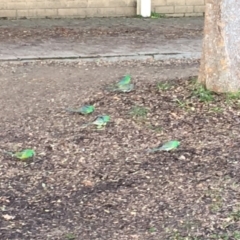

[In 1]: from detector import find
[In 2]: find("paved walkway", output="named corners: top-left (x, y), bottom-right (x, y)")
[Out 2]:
top-left (0, 17), bottom-right (203, 61)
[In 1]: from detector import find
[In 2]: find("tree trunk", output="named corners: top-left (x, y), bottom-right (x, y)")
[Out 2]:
top-left (198, 0), bottom-right (240, 93)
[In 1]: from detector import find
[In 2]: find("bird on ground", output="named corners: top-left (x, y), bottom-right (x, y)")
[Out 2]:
top-left (112, 83), bottom-right (134, 93)
top-left (147, 140), bottom-right (180, 153)
top-left (116, 75), bottom-right (131, 87)
top-left (66, 105), bottom-right (95, 115)
top-left (4, 149), bottom-right (36, 160)
top-left (80, 115), bottom-right (110, 129)
top-left (106, 75), bottom-right (133, 92)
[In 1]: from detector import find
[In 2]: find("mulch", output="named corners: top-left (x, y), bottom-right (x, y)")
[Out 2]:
top-left (1, 73), bottom-right (240, 239)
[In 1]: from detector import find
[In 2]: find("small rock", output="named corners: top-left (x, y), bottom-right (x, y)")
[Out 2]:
top-left (179, 155), bottom-right (186, 160)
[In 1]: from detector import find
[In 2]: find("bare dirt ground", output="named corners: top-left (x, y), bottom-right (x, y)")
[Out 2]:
top-left (0, 17), bottom-right (203, 42)
top-left (0, 60), bottom-right (240, 240)
top-left (0, 17), bottom-right (203, 60)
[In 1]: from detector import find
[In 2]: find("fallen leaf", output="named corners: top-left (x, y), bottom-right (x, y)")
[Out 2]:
top-left (82, 180), bottom-right (94, 187)
top-left (2, 214), bottom-right (15, 220)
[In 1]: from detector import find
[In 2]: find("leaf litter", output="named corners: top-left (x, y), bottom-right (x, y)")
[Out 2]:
top-left (0, 63), bottom-right (240, 239)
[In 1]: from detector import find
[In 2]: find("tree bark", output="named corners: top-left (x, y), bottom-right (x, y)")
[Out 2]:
top-left (198, 0), bottom-right (240, 93)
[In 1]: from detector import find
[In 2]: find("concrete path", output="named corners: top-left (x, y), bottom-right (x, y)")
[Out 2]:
top-left (0, 17), bottom-right (203, 61)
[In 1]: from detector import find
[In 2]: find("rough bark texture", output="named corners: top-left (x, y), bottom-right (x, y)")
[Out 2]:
top-left (199, 0), bottom-right (240, 93)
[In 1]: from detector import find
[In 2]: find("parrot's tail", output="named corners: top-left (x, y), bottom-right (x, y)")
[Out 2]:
top-left (1, 150), bottom-right (14, 157)
top-left (80, 123), bottom-right (91, 129)
top-left (66, 108), bottom-right (78, 113)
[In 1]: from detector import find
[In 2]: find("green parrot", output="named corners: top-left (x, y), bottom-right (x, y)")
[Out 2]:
top-left (106, 75), bottom-right (132, 92)
top-left (4, 149), bottom-right (36, 160)
top-left (147, 140), bottom-right (180, 153)
top-left (117, 75), bottom-right (131, 87)
top-left (112, 83), bottom-right (134, 93)
top-left (66, 105), bottom-right (95, 115)
top-left (80, 115), bottom-right (110, 129)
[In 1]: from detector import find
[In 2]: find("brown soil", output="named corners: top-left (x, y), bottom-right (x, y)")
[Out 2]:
top-left (0, 18), bottom-right (203, 44)
top-left (0, 60), bottom-right (240, 240)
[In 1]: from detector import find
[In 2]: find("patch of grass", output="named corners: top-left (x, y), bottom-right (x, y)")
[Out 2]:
top-left (168, 231), bottom-right (201, 240)
top-left (168, 229), bottom-right (240, 240)
top-left (233, 231), bottom-right (240, 239)
top-left (206, 189), bottom-right (223, 213)
top-left (175, 98), bottom-right (194, 111)
top-left (226, 91), bottom-right (240, 100)
top-left (209, 107), bottom-right (223, 113)
top-left (165, 219), bottom-right (202, 239)
top-left (169, 231), bottom-right (240, 240)
top-left (175, 98), bottom-right (187, 108)
top-left (192, 83), bottom-right (214, 102)
top-left (130, 106), bottom-right (148, 118)
top-left (210, 198), bottom-right (223, 212)
top-left (151, 12), bottom-right (166, 18)
top-left (148, 227), bottom-right (156, 233)
top-left (134, 12), bottom-right (165, 18)
top-left (157, 82), bottom-right (172, 91)
top-left (226, 91), bottom-right (240, 105)
top-left (65, 233), bottom-right (75, 240)
top-left (210, 232), bottom-right (240, 240)
top-left (190, 76), bottom-right (198, 84)
top-left (230, 210), bottom-right (240, 221)
top-left (181, 220), bottom-right (198, 234)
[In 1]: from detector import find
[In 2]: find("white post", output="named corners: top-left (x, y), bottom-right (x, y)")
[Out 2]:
top-left (137, 0), bottom-right (141, 15)
top-left (138, 0), bottom-right (151, 18)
